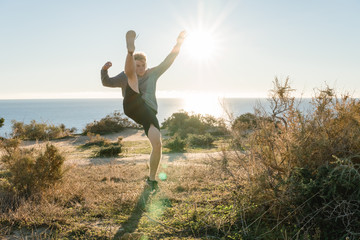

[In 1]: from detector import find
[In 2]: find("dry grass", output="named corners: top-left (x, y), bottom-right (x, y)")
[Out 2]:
top-left (1, 151), bottom-right (237, 239)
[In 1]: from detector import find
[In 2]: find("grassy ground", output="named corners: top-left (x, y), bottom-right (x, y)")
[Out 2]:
top-left (0, 136), bottom-right (237, 239)
top-left (121, 138), bottom-right (231, 155)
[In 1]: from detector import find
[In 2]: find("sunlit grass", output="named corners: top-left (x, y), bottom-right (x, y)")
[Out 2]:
top-left (0, 160), bottom-right (235, 239)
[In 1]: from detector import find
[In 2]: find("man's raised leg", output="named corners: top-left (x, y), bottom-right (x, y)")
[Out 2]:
top-left (125, 30), bottom-right (139, 93)
top-left (147, 124), bottom-right (162, 181)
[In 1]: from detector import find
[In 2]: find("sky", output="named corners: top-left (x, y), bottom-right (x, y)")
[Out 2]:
top-left (1, 0), bottom-right (359, 99)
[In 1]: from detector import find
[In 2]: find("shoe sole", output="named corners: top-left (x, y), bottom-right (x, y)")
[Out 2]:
top-left (126, 30), bottom-right (136, 53)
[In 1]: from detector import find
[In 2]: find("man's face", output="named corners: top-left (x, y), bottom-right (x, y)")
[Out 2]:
top-left (135, 60), bottom-right (147, 77)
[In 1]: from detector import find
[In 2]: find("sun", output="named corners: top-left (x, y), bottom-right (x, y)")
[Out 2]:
top-left (182, 29), bottom-right (218, 61)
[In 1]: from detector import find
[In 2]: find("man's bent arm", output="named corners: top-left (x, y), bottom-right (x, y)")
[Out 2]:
top-left (101, 70), bottom-right (127, 88)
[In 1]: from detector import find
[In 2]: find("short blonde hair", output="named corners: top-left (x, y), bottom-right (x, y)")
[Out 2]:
top-left (134, 52), bottom-right (147, 62)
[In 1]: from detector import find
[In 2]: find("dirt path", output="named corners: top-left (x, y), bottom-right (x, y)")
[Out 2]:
top-left (21, 129), bottom-right (225, 167)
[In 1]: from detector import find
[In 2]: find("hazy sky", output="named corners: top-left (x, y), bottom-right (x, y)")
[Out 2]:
top-left (1, 0), bottom-right (359, 99)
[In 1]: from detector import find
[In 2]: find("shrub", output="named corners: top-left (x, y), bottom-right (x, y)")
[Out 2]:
top-left (81, 132), bottom-right (111, 148)
top-left (284, 159), bottom-right (360, 238)
top-left (162, 111), bottom-right (228, 139)
top-left (0, 139), bottom-right (65, 199)
top-left (163, 135), bottom-right (186, 152)
top-left (86, 134), bottom-right (123, 157)
top-left (11, 120), bottom-right (73, 140)
top-left (0, 118), bottom-right (4, 128)
top-left (83, 111), bottom-right (140, 135)
top-left (187, 133), bottom-right (215, 148)
top-left (95, 145), bottom-right (122, 157)
top-left (220, 78), bottom-right (360, 238)
top-left (231, 113), bottom-right (272, 133)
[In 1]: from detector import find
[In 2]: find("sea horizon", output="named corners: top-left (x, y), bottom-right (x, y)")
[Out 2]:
top-left (0, 97), bottom-right (313, 137)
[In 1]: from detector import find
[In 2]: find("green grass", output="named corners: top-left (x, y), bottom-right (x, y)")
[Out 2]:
top-left (118, 138), bottom-right (231, 155)
top-left (121, 140), bottom-right (152, 154)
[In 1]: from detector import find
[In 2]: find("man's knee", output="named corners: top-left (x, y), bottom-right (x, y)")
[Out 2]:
top-left (151, 138), bottom-right (162, 151)
top-left (154, 139), bottom-right (162, 150)
top-left (148, 125), bottom-right (162, 149)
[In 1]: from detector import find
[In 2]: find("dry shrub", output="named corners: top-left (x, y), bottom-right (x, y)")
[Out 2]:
top-left (82, 132), bottom-right (111, 148)
top-left (0, 139), bottom-right (65, 200)
top-left (81, 133), bottom-right (123, 157)
top-left (83, 111), bottom-right (140, 135)
top-left (11, 120), bottom-right (74, 140)
top-left (222, 78), bottom-right (360, 238)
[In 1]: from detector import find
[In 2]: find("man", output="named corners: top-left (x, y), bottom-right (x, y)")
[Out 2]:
top-left (101, 30), bottom-right (186, 191)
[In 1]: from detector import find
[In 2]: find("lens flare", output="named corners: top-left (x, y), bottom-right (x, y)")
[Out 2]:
top-left (158, 172), bottom-right (167, 181)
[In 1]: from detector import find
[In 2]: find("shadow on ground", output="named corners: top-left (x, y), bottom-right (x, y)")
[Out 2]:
top-left (113, 187), bottom-right (151, 239)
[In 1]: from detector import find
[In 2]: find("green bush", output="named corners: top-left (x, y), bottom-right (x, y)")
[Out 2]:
top-left (163, 135), bottom-right (186, 152)
top-left (95, 145), bottom-right (122, 157)
top-left (0, 118), bottom-right (4, 128)
top-left (83, 111), bottom-right (140, 135)
top-left (187, 133), bottom-right (215, 148)
top-left (11, 120), bottom-right (73, 140)
top-left (231, 113), bottom-right (273, 133)
top-left (230, 113), bottom-right (274, 150)
top-left (162, 111), bottom-right (228, 139)
top-left (285, 159), bottom-right (360, 238)
top-left (0, 139), bottom-right (65, 199)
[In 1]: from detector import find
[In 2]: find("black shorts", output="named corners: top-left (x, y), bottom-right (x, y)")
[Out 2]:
top-left (123, 84), bottom-right (160, 136)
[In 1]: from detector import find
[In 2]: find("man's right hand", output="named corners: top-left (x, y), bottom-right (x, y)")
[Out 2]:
top-left (102, 61), bottom-right (112, 70)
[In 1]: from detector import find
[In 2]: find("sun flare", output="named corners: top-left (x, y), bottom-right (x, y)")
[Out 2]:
top-left (183, 30), bottom-right (218, 61)
top-left (182, 93), bottom-right (225, 118)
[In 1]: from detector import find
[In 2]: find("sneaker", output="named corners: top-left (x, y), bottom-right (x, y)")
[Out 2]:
top-left (145, 177), bottom-right (159, 192)
top-left (126, 30), bottom-right (136, 53)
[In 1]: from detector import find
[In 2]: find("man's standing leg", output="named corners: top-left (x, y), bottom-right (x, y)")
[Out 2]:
top-left (147, 124), bottom-right (162, 181)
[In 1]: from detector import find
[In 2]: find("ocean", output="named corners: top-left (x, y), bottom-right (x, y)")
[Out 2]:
top-left (0, 98), bottom-right (310, 136)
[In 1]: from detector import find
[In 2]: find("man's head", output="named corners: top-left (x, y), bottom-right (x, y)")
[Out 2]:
top-left (134, 52), bottom-right (147, 77)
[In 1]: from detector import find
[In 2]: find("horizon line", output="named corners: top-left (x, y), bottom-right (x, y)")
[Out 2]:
top-left (0, 90), bottom-right (318, 100)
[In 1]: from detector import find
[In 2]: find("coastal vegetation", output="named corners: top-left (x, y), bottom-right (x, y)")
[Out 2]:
top-left (82, 111), bottom-right (140, 135)
top-left (0, 80), bottom-right (360, 239)
top-left (162, 111), bottom-right (228, 152)
top-left (80, 133), bottom-right (123, 158)
top-left (162, 111), bottom-right (228, 138)
top-left (11, 120), bottom-right (75, 140)
top-left (221, 78), bottom-right (360, 238)
top-left (0, 139), bottom-right (65, 199)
